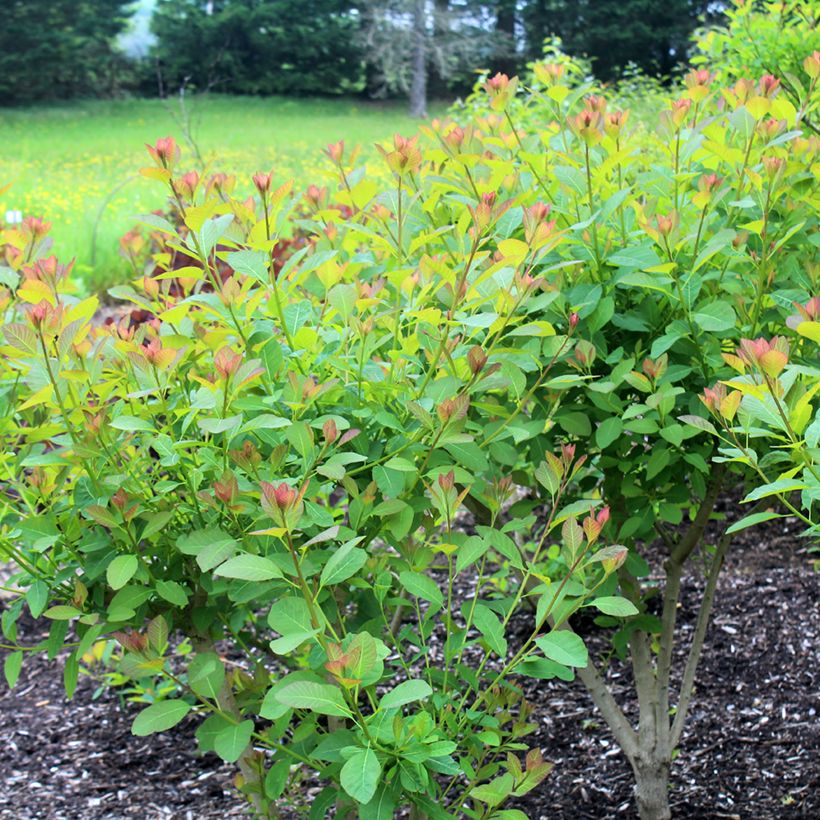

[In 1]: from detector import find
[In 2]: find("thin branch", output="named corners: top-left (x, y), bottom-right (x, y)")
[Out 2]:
top-left (573, 644), bottom-right (640, 761)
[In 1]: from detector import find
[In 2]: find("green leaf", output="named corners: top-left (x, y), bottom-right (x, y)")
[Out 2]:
top-left (26, 581), bottom-right (49, 618)
top-left (275, 681), bottom-right (350, 716)
top-left (398, 571), bottom-right (444, 609)
top-left (470, 773), bottom-right (515, 807)
top-left (267, 597), bottom-right (317, 653)
top-left (213, 553), bottom-right (283, 581)
top-left (320, 539), bottom-right (367, 587)
top-left (4, 651), bottom-right (23, 688)
top-left (587, 596), bottom-right (639, 617)
top-left (131, 700), bottom-right (192, 736)
top-left (725, 511), bottom-right (783, 534)
top-left (43, 605), bottom-right (81, 620)
top-left (359, 786), bottom-right (396, 820)
top-left (472, 604), bottom-right (508, 657)
top-left (596, 417), bottom-right (623, 449)
top-left (678, 414), bottom-right (718, 436)
top-left (379, 680), bottom-right (433, 710)
top-left (693, 301), bottom-right (736, 332)
top-left (176, 528), bottom-right (237, 572)
top-left (110, 415), bottom-right (155, 432)
top-left (743, 478), bottom-right (806, 502)
top-left (213, 719), bottom-right (254, 763)
top-left (155, 580), bottom-right (189, 606)
top-left (107, 555), bottom-right (138, 590)
top-left (534, 631), bottom-right (588, 668)
top-left (188, 652), bottom-right (225, 699)
top-left (340, 746), bottom-right (381, 804)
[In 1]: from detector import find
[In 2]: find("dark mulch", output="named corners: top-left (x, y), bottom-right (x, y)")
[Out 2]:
top-left (1, 514), bottom-right (817, 819)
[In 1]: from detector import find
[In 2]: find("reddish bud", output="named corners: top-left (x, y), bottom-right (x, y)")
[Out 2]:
top-left (214, 346), bottom-right (242, 380)
top-left (253, 171), bottom-right (273, 196)
top-left (467, 345), bottom-right (488, 375)
top-left (323, 418), bottom-right (338, 445)
top-left (325, 140), bottom-right (345, 164)
top-left (146, 136), bottom-right (179, 169)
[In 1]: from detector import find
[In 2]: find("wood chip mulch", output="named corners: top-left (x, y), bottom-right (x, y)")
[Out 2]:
top-left (1, 514), bottom-right (817, 819)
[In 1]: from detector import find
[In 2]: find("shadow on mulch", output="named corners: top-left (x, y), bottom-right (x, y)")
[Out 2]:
top-left (1, 514), bottom-right (817, 819)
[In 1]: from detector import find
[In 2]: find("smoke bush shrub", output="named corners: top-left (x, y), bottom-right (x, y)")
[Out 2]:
top-left (1, 33), bottom-right (818, 820)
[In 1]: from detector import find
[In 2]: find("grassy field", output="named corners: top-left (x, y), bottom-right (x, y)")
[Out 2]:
top-left (0, 96), bottom-right (434, 290)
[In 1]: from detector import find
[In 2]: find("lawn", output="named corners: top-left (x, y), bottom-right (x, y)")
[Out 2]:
top-left (0, 95), bottom-right (434, 290)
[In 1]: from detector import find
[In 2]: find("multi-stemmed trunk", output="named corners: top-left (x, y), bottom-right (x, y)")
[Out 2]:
top-left (571, 466), bottom-right (738, 820)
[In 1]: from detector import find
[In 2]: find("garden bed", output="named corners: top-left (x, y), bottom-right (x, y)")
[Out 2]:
top-left (1, 515), bottom-right (817, 819)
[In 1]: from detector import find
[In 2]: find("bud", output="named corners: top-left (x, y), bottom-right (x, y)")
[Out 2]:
top-left (213, 471), bottom-right (239, 506)
top-left (27, 299), bottom-right (62, 334)
top-left (522, 202), bottom-right (556, 246)
top-left (253, 171), bottom-right (273, 197)
top-left (174, 170), bottom-right (199, 201)
top-left (684, 68), bottom-right (712, 102)
top-left (146, 136), bottom-right (179, 170)
top-left (786, 296), bottom-right (820, 329)
top-left (483, 72), bottom-right (518, 111)
top-left (656, 212), bottom-right (676, 238)
top-left (205, 172), bottom-right (236, 197)
top-left (804, 51), bottom-right (820, 80)
top-left (323, 418), bottom-right (338, 445)
top-left (260, 481), bottom-right (298, 517)
top-left (697, 173), bottom-right (722, 195)
top-left (669, 98), bottom-right (692, 128)
top-left (569, 109), bottom-right (602, 145)
top-left (533, 62), bottom-right (566, 86)
top-left (737, 336), bottom-right (789, 379)
top-left (437, 470), bottom-right (455, 492)
top-left (756, 117), bottom-right (787, 141)
top-left (444, 126), bottom-right (466, 152)
top-left (142, 337), bottom-right (176, 369)
top-left (758, 74), bottom-right (780, 99)
top-left (305, 184), bottom-right (327, 209)
top-left (569, 312), bottom-right (580, 331)
top-left (642, 353), bottom-right (667, 381)
top-left (111, 489), bottom-right (128, 510)
top-left (584, 94), bottom-right (607, 113)
top-left (604, 109), bottom-right (629, 138)
top-left (230, 440), bottom-right (262, 471)
top-left (325, 140), bottom-right (345, 164)
top-left (467, 345), bottom-right (488, 375)
top-left (214, 346), bottom-right (242, 380)
top-left (21, 216), bottom-right (51, 242)
top-left (377, 134), bottom-right (423, 177)
top-left (730, 82), bottom-right (753, 110)
top-left (762, 155), bottom-right (785, 181)
top-left (573, 339), bottom-right (597, 369)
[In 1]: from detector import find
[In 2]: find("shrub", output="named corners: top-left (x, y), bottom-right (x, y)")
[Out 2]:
top-left (451, 45), bottom-right (818, 819)
top-left (1, 34), bottom-right (818, 820)
top-left (1, 135), bottom-right (634, 818)
top-left (692, 0), bottom-right (820, 130)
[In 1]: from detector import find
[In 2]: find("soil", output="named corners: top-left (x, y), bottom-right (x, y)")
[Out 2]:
top-left (1, 509), bottom-right (817, 819)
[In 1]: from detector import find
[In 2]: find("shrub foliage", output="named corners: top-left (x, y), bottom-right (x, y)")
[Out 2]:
top-left (1, 35), bottom-right (819, 820)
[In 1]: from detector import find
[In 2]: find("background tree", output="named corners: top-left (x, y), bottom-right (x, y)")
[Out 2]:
top-left (151, 0), bottom-right (362, 95)
top-left (523, 0), bottom-right (717, 79)
top-left (358, 0), bottom-right (505, 116)
top-left (0, 0), bottom-right (135, 104)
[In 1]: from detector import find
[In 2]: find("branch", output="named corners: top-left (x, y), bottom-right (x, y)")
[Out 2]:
top-left (670, 501), bottom-right (768, 747)
top-left (656, 463), bottom-right (726, 744)
top-left (563, 626), bottom-right (639, 760)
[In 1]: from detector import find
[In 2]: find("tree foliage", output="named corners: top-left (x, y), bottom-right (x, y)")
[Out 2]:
top-left (0, 0), bottom-right (135, 104)
top-left (523, 0), bottom-right (715, 79)
top-left (151, 0), bottom-right (363, 95)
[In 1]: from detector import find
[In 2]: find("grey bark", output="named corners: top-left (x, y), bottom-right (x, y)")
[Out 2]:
top-left (409, 0), bottom-right (427, 117)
